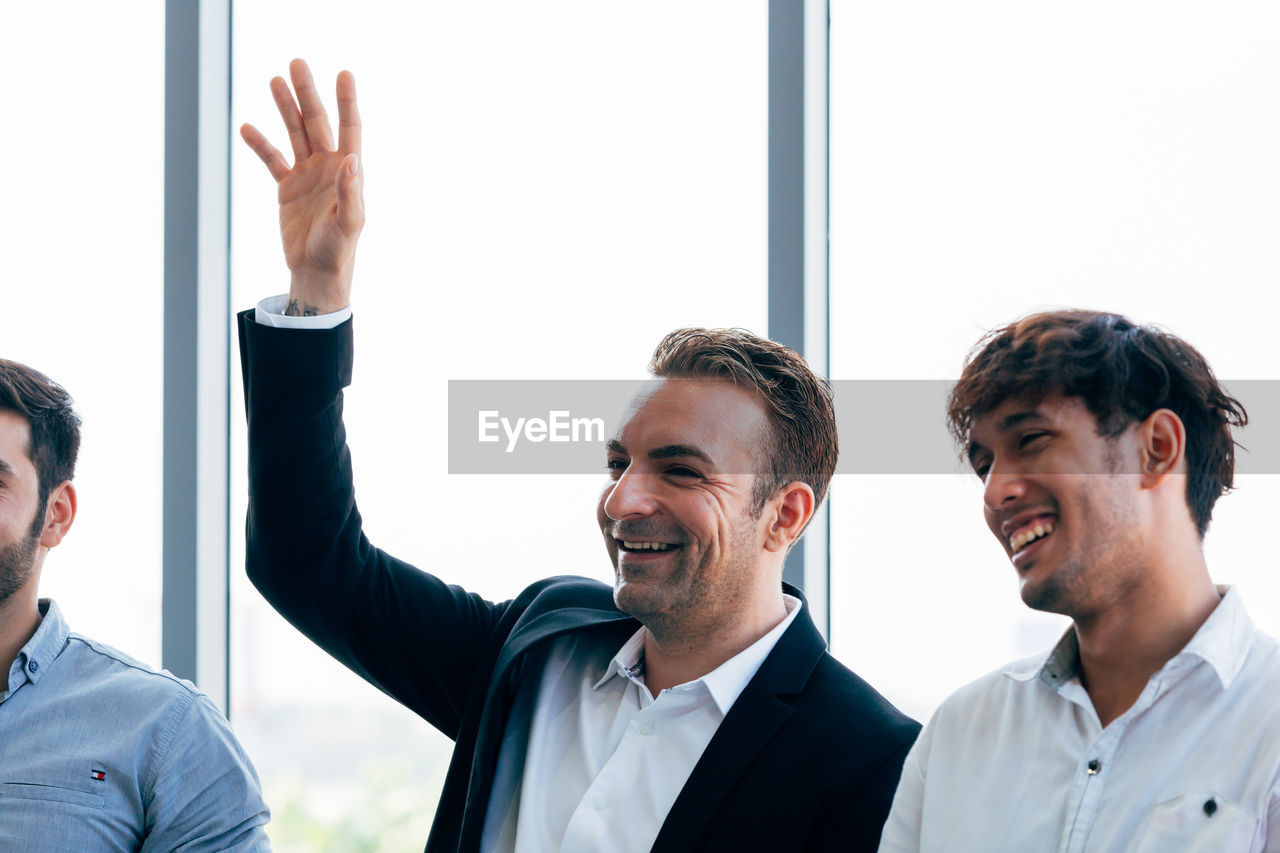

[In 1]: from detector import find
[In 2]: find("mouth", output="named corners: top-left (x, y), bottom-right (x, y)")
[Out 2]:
top-left (614, 538), bottom-right (684, 562)
top-left (616, 538), bottom-right (680, 553)
top-left (1009, 518), bottom-right (1055, 553)
top-left (1006, 514), bottom-right (1057, 568)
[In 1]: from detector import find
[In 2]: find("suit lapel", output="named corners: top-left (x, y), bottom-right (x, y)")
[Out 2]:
top-left (651, 603), bottom-right (827, 853)
top-left (459, 605), bottom-right (638, 849)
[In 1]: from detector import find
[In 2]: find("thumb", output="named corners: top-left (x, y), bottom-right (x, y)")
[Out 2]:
top-left (336, 154), bottom-right (364, 236)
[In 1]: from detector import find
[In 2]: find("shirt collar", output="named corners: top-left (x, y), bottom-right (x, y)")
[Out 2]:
top-left (593, 594), bottom-right (802, 715)
top-left (1170, 585), bottom-right (1254, 689)
top-left (10, 599), bottom-right (70, 690)
top-left (1012, 585), bottom-right (1255, 691)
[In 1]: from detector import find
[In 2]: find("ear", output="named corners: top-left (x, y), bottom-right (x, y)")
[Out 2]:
top-left (763, 481), bottom-right (815, 553)
top-left (37, 481), bottom-right (77, 549)
top-left (1137, 409), bottom-right (1186, 487)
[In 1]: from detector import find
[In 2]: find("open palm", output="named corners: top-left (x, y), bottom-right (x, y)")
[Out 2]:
top-left (241, 59), bottom-right (364, 314)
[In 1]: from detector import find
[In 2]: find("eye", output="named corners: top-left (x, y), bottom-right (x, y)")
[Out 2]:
top-left (666, 465), bottom-right (701, 480)
top-left (606, 458), bottom-right (628, 477)
top-left (974, 461), bottom-right (991, 480)
top-left (1018, 432), bottom-right (1049, 449)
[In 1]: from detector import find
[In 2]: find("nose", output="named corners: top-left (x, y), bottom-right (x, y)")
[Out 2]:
top-left (982, 458), bottom-right (1028, 514)
top-left (602, 467), bottom-right (659, 521)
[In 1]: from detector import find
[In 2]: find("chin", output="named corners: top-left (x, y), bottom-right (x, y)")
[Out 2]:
top-left (614, 581), bottom-right (676, 623)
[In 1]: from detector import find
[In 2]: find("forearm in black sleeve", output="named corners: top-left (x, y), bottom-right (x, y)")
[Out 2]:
top-left (237, 309), bottom-right (503, 739)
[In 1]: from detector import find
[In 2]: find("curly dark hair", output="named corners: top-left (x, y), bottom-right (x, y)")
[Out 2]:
top-left (0, 358), bottom-right (81, 524)
top-left (946, 310), bottom-right (1246, 537)
top-left (649, 328), bottom-right (837, 519)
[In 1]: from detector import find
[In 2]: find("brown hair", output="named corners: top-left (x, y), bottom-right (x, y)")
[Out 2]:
top-left (946, 310), bottom-right (1246, 537)
top-left (0, 359), bottom-right (81, 521)
top-left (649, 328), bottom-right (837, 519)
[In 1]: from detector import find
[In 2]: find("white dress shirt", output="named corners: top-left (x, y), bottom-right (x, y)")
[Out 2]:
top-left (481, 596), bottom-right (801, 853)
top-left (878, 586), bottom-right (1280, 853)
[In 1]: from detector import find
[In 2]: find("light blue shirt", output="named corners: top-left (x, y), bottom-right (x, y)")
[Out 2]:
top-left (0, 600), bottom-right (270, 851)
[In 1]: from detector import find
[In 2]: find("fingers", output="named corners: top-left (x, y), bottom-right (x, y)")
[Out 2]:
top-left (240, 123), bottom-right (291, 182)
top-left (270, 75), bottom-right (311, 163)
top-left (289, 58), bottom-right (335, 152)
top-left (336, 70), bottom-right (361, 156)
top-left (335, 153), bottom-right (365, 237)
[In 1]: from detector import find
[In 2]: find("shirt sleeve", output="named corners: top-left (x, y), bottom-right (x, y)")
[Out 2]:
top-left (139, 693), bottom-right (271, 852)
top-left (876, 721), bottom-right (930, 853)
top-left (254, 293), bottom-right (351, 329)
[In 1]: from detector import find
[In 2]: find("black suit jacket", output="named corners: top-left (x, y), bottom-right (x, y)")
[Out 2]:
top-left (238, 310), bottom-right (920, 852)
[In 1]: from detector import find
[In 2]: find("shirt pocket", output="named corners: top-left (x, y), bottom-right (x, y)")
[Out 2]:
top-left (1133, 792), bottom-right (1259, 853)
top-left (0, 762), bottom-right (106, 810)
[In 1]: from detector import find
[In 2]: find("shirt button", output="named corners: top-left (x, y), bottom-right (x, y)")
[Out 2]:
top-left (1086, 760), bottom-right (1101, 775)
top-left (27, 660), bottom-right (38, 673)
top-left (592, 795), bottom-right (608, 810)
top-left (1204, 798), bottom-right (1218, 817)
top-left (639, 723), bottom-right (654, 735)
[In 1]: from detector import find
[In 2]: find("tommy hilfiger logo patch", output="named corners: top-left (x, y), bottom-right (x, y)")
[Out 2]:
top-left (90, 769), bottom-right (106, 781)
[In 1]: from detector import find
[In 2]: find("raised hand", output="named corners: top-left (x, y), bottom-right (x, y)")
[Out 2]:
top-left (241, 59), bottom-right (364, 315)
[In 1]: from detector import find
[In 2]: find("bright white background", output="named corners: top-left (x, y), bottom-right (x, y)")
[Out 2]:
top-left (828, 0), bottom-right (1280, 722)
top-left (2, 3), bottom-right (164, 663)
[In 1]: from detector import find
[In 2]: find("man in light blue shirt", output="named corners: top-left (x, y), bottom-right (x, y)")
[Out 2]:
top-left (0, 357), bottom-right (270, 851)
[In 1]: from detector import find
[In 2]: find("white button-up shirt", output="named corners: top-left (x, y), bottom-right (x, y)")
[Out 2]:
top-left (481, 596), bottom-right (801, 853)
top-left (879, 586), bottom-right (1280, 853)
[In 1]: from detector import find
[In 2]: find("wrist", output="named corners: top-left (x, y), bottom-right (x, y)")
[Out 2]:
top-left (286, 271), bottom-right (352, 316)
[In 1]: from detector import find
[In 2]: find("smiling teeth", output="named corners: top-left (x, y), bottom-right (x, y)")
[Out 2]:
top-left (622, 541), bottom-right (674, 552)
top-left (1011, 521), bottom-right (1055, 553)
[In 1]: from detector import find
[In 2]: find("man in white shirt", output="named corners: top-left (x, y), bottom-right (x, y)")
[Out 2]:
top-left (878, 309), bottom-right (1280, 851)
top-left (238, 59), bottom-right (919, 853)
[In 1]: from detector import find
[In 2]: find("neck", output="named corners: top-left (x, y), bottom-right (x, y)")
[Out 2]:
top-left (0, 588), bottom-right (43, 682)
top-left (1074, 548), bottom-right (1220, 727)
top-left (640, 591), bottom-right (789, 697)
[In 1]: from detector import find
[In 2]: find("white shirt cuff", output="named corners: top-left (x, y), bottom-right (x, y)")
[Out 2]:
top-left (254, 294), bottom-right (352, 329)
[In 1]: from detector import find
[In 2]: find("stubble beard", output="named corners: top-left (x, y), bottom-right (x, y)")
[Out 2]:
top-left (614, 518), bottom-right (758, 649)
top-left (1021, 473), bottom-right (1144, 622)
top-left (0, 508), bottom-right (43, 606)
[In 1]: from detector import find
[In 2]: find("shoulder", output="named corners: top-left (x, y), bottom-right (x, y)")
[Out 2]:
top-left (61, 633), bottom-right (205, 714)
top-left (805, 653), bottom-right (920, 742)
top-left (763, 651), bottom-right (920, 795)
top-left (926, 652), bottom-right (1047, 727)
top-left (45, 635), bottom-right (249, 780)
top-left (507, 574), bottom-right (619, 616)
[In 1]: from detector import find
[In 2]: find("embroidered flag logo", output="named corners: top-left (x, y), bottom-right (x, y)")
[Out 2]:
top-left (90, 769), bottom-right (106, 781)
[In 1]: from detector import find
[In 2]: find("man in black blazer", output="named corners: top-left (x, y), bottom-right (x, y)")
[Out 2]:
top-left (239, 59), bottom-right (918, 853)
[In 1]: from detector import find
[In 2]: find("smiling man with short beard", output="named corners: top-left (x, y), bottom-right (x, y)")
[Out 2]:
top-left (878, 310), bottom-right (1280, 852)
top-left (0, 359), bottom-right (270, 851)
top-left (238, 58), bottom-right (919, 853)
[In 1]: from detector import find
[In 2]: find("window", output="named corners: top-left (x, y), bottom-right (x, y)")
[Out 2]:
top-left (229, 3), bottom-right (767, 845)
top-left (2, 2), bottom-right (164, 664)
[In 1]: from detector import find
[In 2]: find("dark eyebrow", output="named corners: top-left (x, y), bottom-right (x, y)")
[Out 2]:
top-left (0, 457), bottom-right (15, 478)
top-left (998, 410), bottom-right (1051, 431)
top-left (967, 410), bottom-right (1051, 464)
top-left (647, 444), bottom-right (714, 466)
top-left (605, 440), bottom-right (714, 467)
